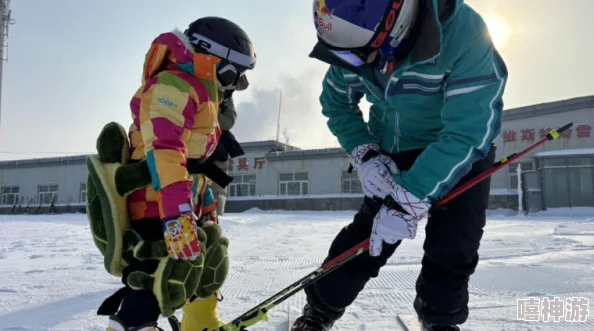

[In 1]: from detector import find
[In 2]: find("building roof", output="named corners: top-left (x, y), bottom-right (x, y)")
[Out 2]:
top-left (0, 140), bottom-right (301, 169)
top-left (266, 147), bottom-right (347, 161)
top-left (239, 140), bottom-right (301, 152)
top-left (0, 154), bottom-right (88, 169)
top-left (534, 148), bottom-right (594, 158)
top-left (503, 95), bottom-right (594, 121)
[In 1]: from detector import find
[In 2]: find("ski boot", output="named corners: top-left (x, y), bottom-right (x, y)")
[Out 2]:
top-left (414, 296), bottom-right (463, 331)
top-left (106, 315), bottom-right (164, 331)
top-left (181, 293), bottom-right (226, 331)
top-left (290, 303), bottom-right (343, 331)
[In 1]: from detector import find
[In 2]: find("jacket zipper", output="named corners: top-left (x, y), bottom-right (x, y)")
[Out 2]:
top-left (394, 111), bottom-right (401, 152)
top-left (359, 52), bottom-right (441, 154)
top-left (385, 77), bottom-right (399, 152)
top-left (360, 78), bottom-right (383, 100)
top-left (389, 53), bottom-right (442, 153)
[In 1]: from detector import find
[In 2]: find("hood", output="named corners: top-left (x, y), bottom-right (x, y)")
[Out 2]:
top-left (406, 0), bottom-right (461, 63)
top-left (141, 29), bottom-right (221, 86)
top-left (439, 0), bottom-right (463, 24)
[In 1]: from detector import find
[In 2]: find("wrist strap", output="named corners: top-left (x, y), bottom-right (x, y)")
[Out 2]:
top-left (348, 149), bottom-right (380, 173)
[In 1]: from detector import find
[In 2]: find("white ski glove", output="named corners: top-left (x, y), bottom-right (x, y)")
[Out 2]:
top-left (350, 144), bottom-right (399, 199)
top-left (369, 184), bottom-right (431, 257)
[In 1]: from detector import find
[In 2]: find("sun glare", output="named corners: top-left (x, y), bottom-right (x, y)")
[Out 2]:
top-left (482, 13), bottom-right (512, 50)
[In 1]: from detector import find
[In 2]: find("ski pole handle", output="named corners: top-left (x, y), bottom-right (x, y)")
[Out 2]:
top-left (549, 122), bottom-right (573, 139)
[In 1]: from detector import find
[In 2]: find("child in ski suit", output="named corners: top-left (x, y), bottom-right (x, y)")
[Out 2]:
top-left (86, 16), bottom-right (256, 331)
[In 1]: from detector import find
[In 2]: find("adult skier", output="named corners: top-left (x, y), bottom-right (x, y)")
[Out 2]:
top-left (291, 0), bottom-right (507, 330)
top-left (85, 16), bottom-right (256, 331)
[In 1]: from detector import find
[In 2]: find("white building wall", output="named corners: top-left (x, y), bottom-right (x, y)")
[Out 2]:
top-left (495, 107), bottom-right (594, 158)
top-left (491, 105), bottom-right (594, 190)
top-left (0, 162), bottom-right (87, 205)
top-left (266, 157), bottom-right (351, 195)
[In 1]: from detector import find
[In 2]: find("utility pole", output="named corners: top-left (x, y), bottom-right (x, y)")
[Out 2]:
top-left (0, 0), bottom-right (15, 129)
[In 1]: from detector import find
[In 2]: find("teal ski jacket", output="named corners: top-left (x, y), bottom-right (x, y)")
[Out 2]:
top-left (316, 0), bottom-right (508, 201)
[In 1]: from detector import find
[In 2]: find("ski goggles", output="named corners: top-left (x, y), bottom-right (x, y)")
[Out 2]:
top-left (327, 48), bottom-right (370, 67)
top-left (189, 32), bottom-right (255, 91)
top-left (216, 62), bottom-right (249, 91)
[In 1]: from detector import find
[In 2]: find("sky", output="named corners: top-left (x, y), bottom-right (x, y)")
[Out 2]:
top-left (1, 0), bottom-right (593, 160)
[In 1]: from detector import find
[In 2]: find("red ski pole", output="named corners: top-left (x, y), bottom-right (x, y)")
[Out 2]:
top-left (434, 121), bottom-right (573, 206)
top-left (212, 122), bottom-right (572, 331)
top-left (331, 122), bottom-right (574, 269)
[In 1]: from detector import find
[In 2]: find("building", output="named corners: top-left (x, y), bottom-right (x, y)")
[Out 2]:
top-left (0, 95), bottom-right (593, 214)
top-left (489, 95), bottom-right (594, 211)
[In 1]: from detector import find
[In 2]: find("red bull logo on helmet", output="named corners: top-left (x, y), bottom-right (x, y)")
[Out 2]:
top-left (314, 0), bottom-right (333, 31)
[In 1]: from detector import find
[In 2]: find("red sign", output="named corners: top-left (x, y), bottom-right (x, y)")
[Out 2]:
top-left (237, 158), bottom-right (249, 171)
top-left (521, 128), bottom-right (535, 142)
top-left (254, 157), bottom-right (265, 170)
top-left (503, 129), bottom-right (517, 142)
top-left (576, 124), bottom-right (591, 138)
top-left (503, 124), bottom-right (591, 143)
top-left (539, 127), bottom-right (552, 139)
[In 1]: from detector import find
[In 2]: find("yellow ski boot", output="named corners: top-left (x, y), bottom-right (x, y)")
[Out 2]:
top-left (106, 315), bottom-right (163, 331)
top-left (181, 293), bottom-right (225, 331)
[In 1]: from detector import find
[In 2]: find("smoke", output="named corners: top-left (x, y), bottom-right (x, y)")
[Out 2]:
top-left (232, 65), bottom-right (343, 149)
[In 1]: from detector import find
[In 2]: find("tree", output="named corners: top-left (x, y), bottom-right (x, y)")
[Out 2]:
top-left (282, 127), bottom-right (291, 146)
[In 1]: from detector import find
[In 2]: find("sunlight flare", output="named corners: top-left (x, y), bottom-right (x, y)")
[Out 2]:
top-left (482, 13), bottom-right (513, 50)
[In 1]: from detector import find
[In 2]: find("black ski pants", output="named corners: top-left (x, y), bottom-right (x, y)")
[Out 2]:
top-left (304, 145), bottom-right (495, 326)
top-left (116, 218), bottom-right (163, 327)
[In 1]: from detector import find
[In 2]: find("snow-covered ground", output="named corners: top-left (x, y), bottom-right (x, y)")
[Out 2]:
top-left (1, 208), bottom-right (593, 331)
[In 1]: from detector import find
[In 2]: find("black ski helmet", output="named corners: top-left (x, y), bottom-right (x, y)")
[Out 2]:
top-left (184, 17), bottom-right (256, 94)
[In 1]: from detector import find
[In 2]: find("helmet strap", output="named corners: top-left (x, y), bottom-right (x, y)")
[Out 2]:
top-left (380, 59), bottom-right (396, 75)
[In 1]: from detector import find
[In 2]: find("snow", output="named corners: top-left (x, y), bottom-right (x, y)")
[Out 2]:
top-left (1, 210), bottom-right (594, 330)
top-left (489, 188), bottom-right (517, 196)
top-left (534, 148), bottom-right (594, 157)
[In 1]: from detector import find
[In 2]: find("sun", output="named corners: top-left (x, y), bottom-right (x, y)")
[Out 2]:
top-left (482, 13), bottom-right (513, 50)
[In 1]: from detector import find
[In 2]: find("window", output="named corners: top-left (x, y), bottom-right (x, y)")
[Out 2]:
top-left (80, 182), bottom-right (87, 203)
top-left (542, 158), bottom-right (567, 167)
top-left (229, 174), bottom-right (256, 197)
top-left (341, 170), bottom-right (362, 194)
top-left (540, 156), bottom-right (594, 208)
top-left (544, 168), bottom-right (570, 208)
top-left (508, 162), bottom-right (534, 189)
top-left (1, 185), bottom-right (19, 205)
top-left (279, 172), bottom-right (308, 196)
top-left (38, 184), bottom-right (58, 204)
top-left (567, 157), bottom-right (593, 167)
